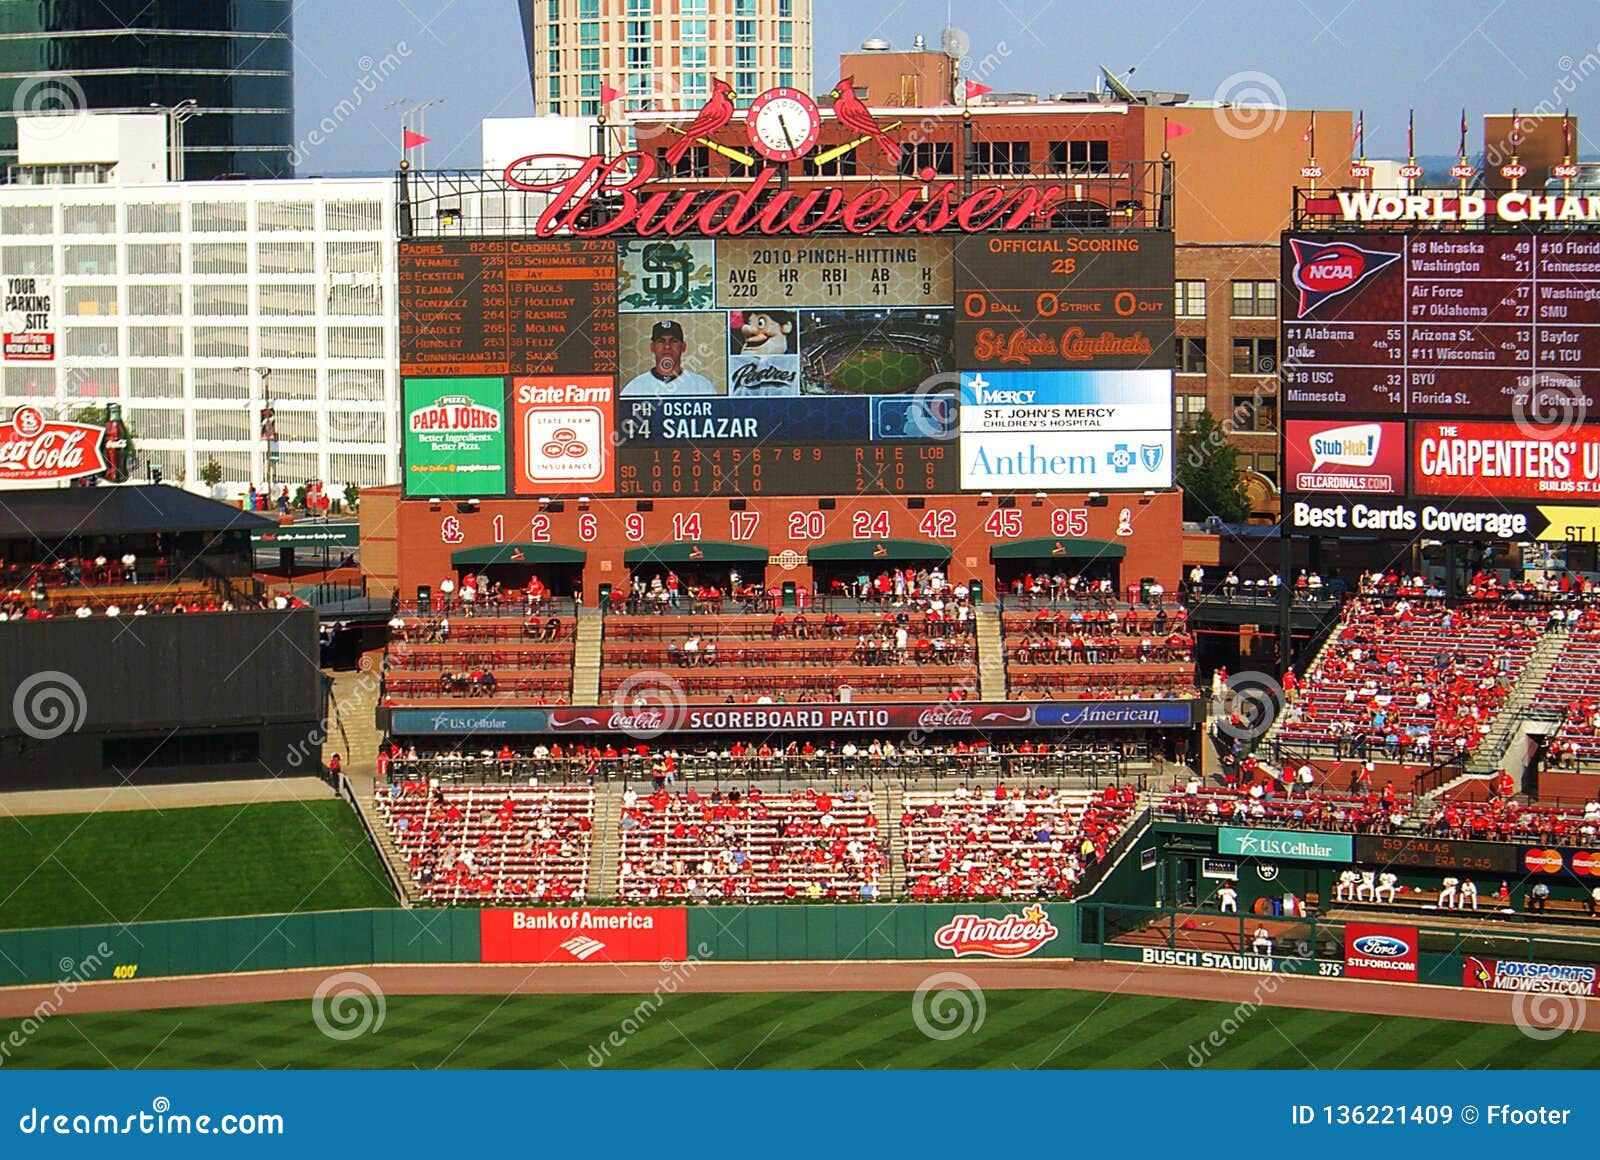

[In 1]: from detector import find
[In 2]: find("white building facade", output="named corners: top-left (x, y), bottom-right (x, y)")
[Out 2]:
top-left (0, 136), bottom-right (397, 491)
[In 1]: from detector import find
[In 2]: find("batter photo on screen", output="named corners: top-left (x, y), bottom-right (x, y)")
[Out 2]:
top-left (619, 316), bottom-right (724, 397)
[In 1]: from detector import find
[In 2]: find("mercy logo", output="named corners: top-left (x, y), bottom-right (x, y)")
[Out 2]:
top-left (962, 373), bottom-right (1037, 406)
top-left (1288, 238), bottom-right (1402, 317)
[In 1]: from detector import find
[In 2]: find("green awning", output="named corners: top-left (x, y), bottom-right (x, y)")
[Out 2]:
top-left (806, 538), bottom-right (953, 564)
top-left (989, 537), bottom-right (1127, 562)
top-left (623, 541), bottom-right (769, 565)
top-left (451, 543), bottom-right (587, 567)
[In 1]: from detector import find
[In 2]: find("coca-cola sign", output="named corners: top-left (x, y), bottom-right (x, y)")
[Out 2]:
top-left (933, 905), bottom-right (1061, 958)
top-left (502, 151), bottom-right (1081, 239)
top-left (0, 406), bottom-right (109, 482)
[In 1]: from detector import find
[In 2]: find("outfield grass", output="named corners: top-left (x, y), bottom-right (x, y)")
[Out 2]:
top-left (6, 990), bottom-right (1598, 1069)
top-left (0, 800), bottom-right (398, 930)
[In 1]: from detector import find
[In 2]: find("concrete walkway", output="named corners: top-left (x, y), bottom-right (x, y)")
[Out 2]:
top-left (0, 777), bottom-right (334, 818)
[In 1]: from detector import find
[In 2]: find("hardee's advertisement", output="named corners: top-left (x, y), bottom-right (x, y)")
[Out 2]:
top-left (932, 905), bottom-right (1060, 958)
top-left (1464, 957), bottom-right (1599, 996)
top-left (1343, 922), bottom-right (1419, 982)
top-left (1285, 419), bottom-right (1405, 494)
top-left (513, 375), bottom-right (614, 495)
top-left (1413, 420), bottom-right (1600, 500)
top-left (480, 908), bottom-right (688, 964)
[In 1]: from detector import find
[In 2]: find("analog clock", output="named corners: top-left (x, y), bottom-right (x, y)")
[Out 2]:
top-left (745, 87), bottom-right (822, 164)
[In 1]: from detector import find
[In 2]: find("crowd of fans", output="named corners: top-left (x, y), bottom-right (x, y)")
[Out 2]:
top-left (617, 785), bottom-right (886, 901)
top-left (902, 783), bottom-right (1137, 901)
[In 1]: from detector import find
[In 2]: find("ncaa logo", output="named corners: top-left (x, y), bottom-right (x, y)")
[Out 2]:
top-left (1288, 239), bottom-right (1402, 317)
top-left (1351, 934), bottom-right (1410, 958)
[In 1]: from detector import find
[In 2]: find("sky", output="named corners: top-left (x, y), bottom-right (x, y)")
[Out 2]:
top-left (291, 0), bottom-right (1599, 174)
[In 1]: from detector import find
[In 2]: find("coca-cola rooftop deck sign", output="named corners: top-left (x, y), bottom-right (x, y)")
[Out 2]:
top-left (0, 405), bottom-right (109, 483)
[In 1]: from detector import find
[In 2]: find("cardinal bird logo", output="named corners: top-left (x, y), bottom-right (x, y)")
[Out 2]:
top-left (830, 76), bottom-right (903, 163)
top-left (665, 78), bottom-right (736, 167)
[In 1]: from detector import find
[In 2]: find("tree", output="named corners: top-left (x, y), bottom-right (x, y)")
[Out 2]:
top-left (199, 458), bottom-right (224, 488)
top-left (1177, 410), bottom-right (1251, 524)
top-left (343, 482), bottom-right (360, 513)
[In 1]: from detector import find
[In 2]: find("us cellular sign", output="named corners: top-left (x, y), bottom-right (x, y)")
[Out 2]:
top-left (1217, 828), bottom-right (1353, 863)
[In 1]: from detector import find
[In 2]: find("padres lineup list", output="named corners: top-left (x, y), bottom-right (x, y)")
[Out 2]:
top-left (1281, 233), bottom-right (1600, 419)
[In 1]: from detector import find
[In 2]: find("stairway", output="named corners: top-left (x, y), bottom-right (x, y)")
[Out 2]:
top-left (324, 667), bottom-right (421, 906)
top-left (881, 781), bottom-right (905, 896)
top-left (974, 604), bottom-right (1008, 701)
top-left (1256, 614), bottom-right (1348, 756)
top-left (588, 788), bottom-right (623, 901)
top-left (572, 606), bottom-right (603, 705)
top-left (1466, 626), bottom-right (1571, 776)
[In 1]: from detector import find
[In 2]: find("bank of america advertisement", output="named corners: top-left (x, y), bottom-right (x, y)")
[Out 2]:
top-left (958, 369), bottom-right (1172, 489)
top-left (403, 376), bottom-right (508, 497)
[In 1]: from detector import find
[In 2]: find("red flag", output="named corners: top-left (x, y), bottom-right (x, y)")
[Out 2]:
top-left (402, 129), bottom-right (430, 150)
top-left (1301, 113), bottom-right (1315, 143)
top-left (1165, 119), bottom-right (1194, 140)
top-left (964, 80), bottom-right (992, 99)
top-left (600, 83), bottom-right (621, 104)
top-left (1351, 111), bottom-right (1363, 150)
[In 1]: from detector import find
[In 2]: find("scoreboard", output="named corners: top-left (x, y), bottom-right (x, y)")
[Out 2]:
top-left (400, 232), bottom-right (1174, 498)
top-left (1281, 234), bottom-right (1600, 418)
top-left (1281, 232), bottom-right (1600, 537)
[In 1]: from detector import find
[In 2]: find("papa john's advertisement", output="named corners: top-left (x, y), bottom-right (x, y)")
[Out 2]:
top-left (404, 376), bottom-right (508, 498)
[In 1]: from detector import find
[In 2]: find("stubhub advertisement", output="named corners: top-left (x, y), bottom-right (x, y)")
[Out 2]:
top-left (1284, 419), bottom-right (1405, 495)
top-left (959, 367), bottom-right (1172, 490)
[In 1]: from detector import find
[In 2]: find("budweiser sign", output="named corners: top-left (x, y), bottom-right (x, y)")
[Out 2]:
top-left (933, 905), bottom-right (1060, 958)
top-left (0, 406), bottom-right (108, 482)
top-left (503, 152), bottom-right (1085, 239)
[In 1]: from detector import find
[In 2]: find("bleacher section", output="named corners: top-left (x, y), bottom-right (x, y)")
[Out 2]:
top-left (615, 786), bottom-right (886, 900)
top-left (600, 612), bottom-right (979, 702)
top-left (1271, 597), bottom-right (1539, 759)
top-left (376, 782), bottom-right (594, 903)
top-left (1530, 611), bottom-right (1600, 767)
top-left (999, 605), bottom-right (1196, 700)
top-left (902, 785), bottom-right (1138, 900)
top-left (381, 615), bottom-right (575, 704)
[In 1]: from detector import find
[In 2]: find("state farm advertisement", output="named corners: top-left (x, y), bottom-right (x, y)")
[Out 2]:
top-left (513, 375), bottom-right (614, 495)
top-left (1343, 922), bottom-right (1419, 982)
top-left (0, 405), bottom-right (108, 483)
top-left (1285, 419), bottom-right (1405, 494)
top-left (480, 908), bottom-right (687, 964)
top-left (1413, 420), bottom-right (1600, 500)
top-left (2, 274), bottom-right (55, 362)
top-left (1464, 957), bottom-right (1599, 996)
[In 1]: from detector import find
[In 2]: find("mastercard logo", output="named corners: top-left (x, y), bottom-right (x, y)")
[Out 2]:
top-left (1524, 848), bottom-right (1564, 875)
top-left (1572, 850), bottom-right (1600, 877)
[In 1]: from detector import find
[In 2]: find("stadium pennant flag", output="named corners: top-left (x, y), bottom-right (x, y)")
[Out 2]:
top-left (1301, 111), bottom-right (1315, 150)
top-left (1564, 109), bottom-right (1574, 157)
top-left (1164, 118), bottom-right (1193, 140)
top-left (1509, 107), bottom-right (1522, 149)
top-left (402, 129), bottom-right (430, 150)
top-left (1407, 108), bottom-right (1415, 157)
top-left (1459, 106), bottom-right (1469, 157)
top-left (964, 80), bottom-right (992, 99)
top-left (600, 83), bottom-right (622, 105)
top-left (1352, 110), bottom-right (1363, 151)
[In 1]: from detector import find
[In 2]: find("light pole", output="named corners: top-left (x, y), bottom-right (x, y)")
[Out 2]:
top-left (151, 99), bottom-right (201, 181)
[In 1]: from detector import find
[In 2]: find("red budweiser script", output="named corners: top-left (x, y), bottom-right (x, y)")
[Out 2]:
top-left (933, 905), bottom-right (1060, 958)
top-left (480, 907), bottom-right (688, 964)
top-left (503, 152), bottom-right (1079, 238)
top-left (0, 405), bottom-right (108, 483)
